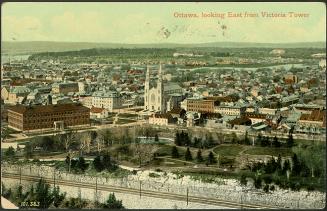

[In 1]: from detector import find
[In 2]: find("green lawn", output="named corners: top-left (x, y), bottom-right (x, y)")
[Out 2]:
top-left (156, 145), bottom-right (174, 156)
top-left (213, 145), bottom-right (245, 157)
top-left (244, 147), bottom-right (292, 157)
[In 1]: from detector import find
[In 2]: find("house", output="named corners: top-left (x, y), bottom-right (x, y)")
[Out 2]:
top-left (244, 113), bottom-right (267, 125)
top-left (148, 113), bottom-right (174, 126)
top-left (90, 107), bottom-right (109, 119)
top-left (1, 86), bottom-right (9, 100)
top-left (6, 86), bottom-right (31, 104)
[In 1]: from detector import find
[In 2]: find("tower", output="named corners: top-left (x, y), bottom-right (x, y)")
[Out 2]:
top-left (157, 63), bottom-right (164, 112)
top-left (144, 63), bottom-right (165, 113)
top-left (144, 65), bottom-right (150, 110)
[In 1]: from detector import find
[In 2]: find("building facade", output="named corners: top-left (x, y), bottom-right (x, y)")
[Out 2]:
top-left (214, 106), bottom-right (246, 116)
top-left (186, 98), bottom-right (215, 113)
top-left (52, 82), bottom-right (79, 95)
top-left (144, 64), bottom-right (165, 112)
top-left (8, 103), bottom-right (90, 131)
top-left (144, 64), bottom-right (182, 113)
top-left (92, 91), bottom-right (122, 112)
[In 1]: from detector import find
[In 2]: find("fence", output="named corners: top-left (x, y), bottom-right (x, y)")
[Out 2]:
top-left (1, 163), bottom-right (325, 209)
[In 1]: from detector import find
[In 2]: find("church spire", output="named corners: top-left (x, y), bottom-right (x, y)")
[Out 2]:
top-left (158, 62), bottom-right (163, 82)
top-left (146, 64), bottom-right (150, 80)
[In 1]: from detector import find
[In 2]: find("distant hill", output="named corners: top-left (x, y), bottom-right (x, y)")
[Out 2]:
top-left (1, 41), bottom-right (325, 55)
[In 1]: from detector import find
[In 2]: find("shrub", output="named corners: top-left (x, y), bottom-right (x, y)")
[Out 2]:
top-left (263, 184), bottom-right (269, 193)
top-left (263, 175), bottom-right (272, 184)
top-left (254, 176), bottom-right (262, 189)
top-left (149, 172), bottom-right (160, 178)
top-left (102, 193), bottom-right (124, 209)
top-left (185, 147), bottom-right (193, 161)
top-left (269, 185), bottom-right (275, 191)
top-left (240, 174), bottom-right (247, 186)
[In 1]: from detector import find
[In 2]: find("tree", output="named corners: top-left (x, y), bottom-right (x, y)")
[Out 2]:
top-left (24, 143), bottom-right (33, 159)
top-left (35, 179), bottom-right (55, 209)
top-left (260, 136), bottom-right (270, 147)
top-left (76, 157), bottom-right (88, 172)
top-left (171, 146), bottom-right (179, 158)
top-left (291, 153), bottom-right (301, 176)
top-left (244, 131), bottom-right (250, 145)
top-left (287, 134), bottom-right (294, 148)
top-left (240, 174), bottom-right (247, 186)
top-left (256, 133), bottom-right (263, 145)
top-left (175, 132), bottom-right (181, 146)
top-left (276, 154), bottom-right (282, 172)
top-left (132, 142), bottom-right (158, 167)
top-left (4, 146), bottom-right (15, 159)
top-left (254, 176), bottom-right (262, 189)
top-left (263, 184), bottom-right (270, 193)
top-left (1, 183), bottom-right (12, 199)
top-left (273, 136), bottom-right (281, 148)
top-left (103, 153), bottom-right (118, 172)
top-left (52, 186), bottom-right (66, 208)
top-left (102, 193), bottom-right (124, 209)
top-left (282, 159), bottom-right (291, 175)
top-left (292, 143), bottom-right (326, 178)
top-left (196, 149), bottom-right (203, 163)
top-left (185, 147), bottom-right (193, 161)
top-left (192, 137), bottom-right (201, 148)
top-left (207, 152), bottom-right (216, 164)
top-left (93, 155), bottom-right (104, 172)
top-left (154, 134), bottom-right (159, 143)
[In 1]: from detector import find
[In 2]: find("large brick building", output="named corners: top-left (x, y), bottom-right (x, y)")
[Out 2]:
top-left (186, 98), bottom-right (215, 113)
top-left (52, 82), bottom-right (79, 95)
top-left (8, 103), bottom-right (90, 131)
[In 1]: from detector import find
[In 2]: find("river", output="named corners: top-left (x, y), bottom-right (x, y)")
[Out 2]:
top-left (1, 54), bottom-right (30, 63)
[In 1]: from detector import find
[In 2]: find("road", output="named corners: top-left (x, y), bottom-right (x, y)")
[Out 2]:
top-left (2, 172), bottom-right (279, 209)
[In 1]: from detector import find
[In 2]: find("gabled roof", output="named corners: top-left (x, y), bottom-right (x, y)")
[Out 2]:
top-left (8, 103), bottom-right (89, 114)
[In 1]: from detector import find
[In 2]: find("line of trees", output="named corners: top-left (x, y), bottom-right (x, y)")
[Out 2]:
top-left (93, 153), bottom-right (118, 172)
top-left (2, 179), bottom-right (66, 209)
top-left (175, 131), bottom-right (217, 149)
top-left (244, 143), bottom-right (326, 192)
top-left (1, 180), bottom-right (125, 209)
top-left (171, 146), bottom-right (216, 165)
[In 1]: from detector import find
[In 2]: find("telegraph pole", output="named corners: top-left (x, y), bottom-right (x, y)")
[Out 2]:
top-left (139, 181), bottom-right (142, 198)
top-left (19, 166), bottom-right (22, 185)
top-left (186, 187), bottom-right (189, 206)
top-left (53, 168), bottom-right (56, 188)
top-left (95, 176), bottom-right (98, 206)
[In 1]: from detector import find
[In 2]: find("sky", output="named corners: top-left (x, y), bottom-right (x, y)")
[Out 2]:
top-left (1, 2), bottom-right (326, 44)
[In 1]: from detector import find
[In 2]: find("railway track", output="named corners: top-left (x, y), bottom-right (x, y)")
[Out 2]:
top-left (2, 172), bottom-right (280, 209)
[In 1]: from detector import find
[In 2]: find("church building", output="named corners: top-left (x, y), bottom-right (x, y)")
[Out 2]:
top-left (144, 64), bottom-right (183, 113)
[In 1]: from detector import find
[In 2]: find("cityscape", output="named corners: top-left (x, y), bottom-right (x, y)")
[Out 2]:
top-left (1, 2), bottom-right (326, 210)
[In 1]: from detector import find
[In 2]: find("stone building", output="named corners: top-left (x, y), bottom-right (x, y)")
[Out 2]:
top-left (7, 103), bottom-right (90, 131)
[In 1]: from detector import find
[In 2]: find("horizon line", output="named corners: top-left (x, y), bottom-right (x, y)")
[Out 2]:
top-left (2, 40), bottom-right (326, 45)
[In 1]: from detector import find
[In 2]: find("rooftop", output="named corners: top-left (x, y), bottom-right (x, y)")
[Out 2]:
top-left (8, 103), bottom-right (89, 114)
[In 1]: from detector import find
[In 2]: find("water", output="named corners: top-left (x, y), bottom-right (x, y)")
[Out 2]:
top-left (183, 63), bottom-right (308, 72)
top-left (1, 54), bottom-right (30, 63)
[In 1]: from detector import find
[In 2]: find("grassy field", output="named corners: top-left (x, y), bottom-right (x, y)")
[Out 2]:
top-left (213, 145), bottom-right (245, 157)
top-left (244, 147), bottom-right (293, 157)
